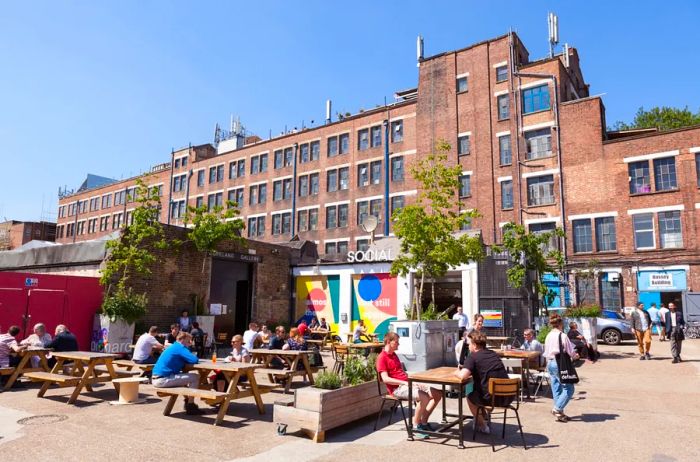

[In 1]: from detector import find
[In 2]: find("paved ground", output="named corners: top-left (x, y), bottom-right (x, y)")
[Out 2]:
top-left (1, 338), bottom-right (699, 462)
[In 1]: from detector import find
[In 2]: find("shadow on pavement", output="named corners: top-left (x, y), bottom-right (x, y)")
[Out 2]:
top-left (569, 413), bottom-right (619, 423)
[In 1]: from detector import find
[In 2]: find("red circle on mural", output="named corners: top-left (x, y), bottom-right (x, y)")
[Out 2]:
top-left (306, 288), bottom-right (327, 312)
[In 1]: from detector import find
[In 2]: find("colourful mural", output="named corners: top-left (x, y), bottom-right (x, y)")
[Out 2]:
top-left (295, 275), bottom-right (340, 333)
top-left (351, 273), bottom-right (398, 341)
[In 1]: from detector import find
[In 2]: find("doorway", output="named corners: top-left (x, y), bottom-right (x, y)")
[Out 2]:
top-left (209, 259), bottom-right (253, 337)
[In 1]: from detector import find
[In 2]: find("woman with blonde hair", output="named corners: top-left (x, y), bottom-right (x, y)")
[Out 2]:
top-left (282, 327), bottom-right (307, 351)
top-left (543, 313), bottom-right (579, 422)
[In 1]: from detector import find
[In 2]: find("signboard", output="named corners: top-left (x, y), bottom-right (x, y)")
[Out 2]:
top-left (637, 270), bottom-right (686, 292)
top-left (213, 251), bottom-right (262, 263)
top-left (351, 273), bottom-right (398, 341)
top-left (481, 309), bottom-right (503, 328)
top-left (648, 273), bottom-right (673, 289)
top-left (25, 277), bottom-right (39, 287)
top-left (347, 249), bottom-right (392, 263)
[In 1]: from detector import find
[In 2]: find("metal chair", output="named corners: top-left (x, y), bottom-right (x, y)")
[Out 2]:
top-left (501, 358), bottom-right (526, 400)
top-left (331, 343), bottom-right (349, 375)
top-left (373, 372), bottom-right (410, 432)
top-left (473, 378), bottom-right (527, 451)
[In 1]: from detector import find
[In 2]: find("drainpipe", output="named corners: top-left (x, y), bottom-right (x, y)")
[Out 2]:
top-left (291, 143), bottom-right (298, 237)
top-left (72, 200), bottom-right (79, 243)
top-left (508, 32), bottom-right (524, 226)
top-left (486, 42), bottom-right (497, 243)
top-left (167, 148), bottom-right (175, 225)
top-left (383, 119), bottom-right (390, 236)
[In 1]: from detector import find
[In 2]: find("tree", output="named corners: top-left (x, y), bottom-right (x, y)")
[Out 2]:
top-left (100, 179), bottom-right (171, 324)
top-left (183, 200), bottom-right (245, 315)
top-left (611, 106), bottom-right (700, 131)
top-left (573, 258), bottom-right (600, 306)
top-left (493, 223), bottom-right (565, 317)
top-left (390, 140), bottom-right (484, 320)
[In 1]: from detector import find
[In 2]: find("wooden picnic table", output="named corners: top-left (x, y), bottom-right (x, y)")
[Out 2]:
top-left (494, 349), bottom-right (542, 399)
top-left (408, 367), bottom-right (473, 449)
top-left (23, 351), bottom-right (119, 404)
top-left (249, 349), bottom-right (315, 393)
top-left (3, 348), bottom-right (50, 391)
top-left (309, 329), bottom-right (334, 349)
top-left (345, 342), bottom-right (383, 354)
top-left (156, 360), bottom-right (266, 425)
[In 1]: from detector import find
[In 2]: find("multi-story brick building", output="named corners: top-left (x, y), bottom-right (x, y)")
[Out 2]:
top-left (56, 31), bottom-right (700, 313)
top-left (0, 220), bottom-right (56, 250)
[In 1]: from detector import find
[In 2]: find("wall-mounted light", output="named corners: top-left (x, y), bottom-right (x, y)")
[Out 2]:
top-left (341, 313), bottom-right (348, 324)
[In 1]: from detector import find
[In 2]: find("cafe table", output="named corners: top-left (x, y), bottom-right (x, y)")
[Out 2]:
top-left (3, 347), bottom-right (51, 391)
top-left (494, 348), bottom-right (542, 399)
top-left (407, 366), bottom-right (473, 449)
top-left (249, 349), bottom-right (315, 393)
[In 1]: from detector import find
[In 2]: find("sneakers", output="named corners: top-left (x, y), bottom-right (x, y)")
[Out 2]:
top-left (184, 401), bottom-right (204, 415)
top-left (413, 425), bottom-right (430, 439)
top-left (645, 353), bottom-right (651, 360)
top-left (639, 355), bottom-right (646, 360)
top-left (471, 419), bottom-right (491, 434)
top-left (672, 358), bottom-right (679, 364)
top-left (552, 409), bottom-right (570, 422)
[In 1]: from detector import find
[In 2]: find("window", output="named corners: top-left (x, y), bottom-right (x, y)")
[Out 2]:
top-left (525, 128), bottom-right (552, 159)
top-left (260, 153), bottom-right (268, 172)
top-left (77, 221), bottom-right (85, 235)
top-left (326, 204), bottom-right (349, 229)
top-left (181, 157), bottom-right (188, 167)
top-left (325, 241), bottom-right (349, 255)
top-left (628, 161), bottom-right (650, 194)
top-left (174, 158), bottom-right (180, 168)
top-left (499, 135), bottom-right (512, 165)
top-left (496, 65), bottom-right (508, 83)
top-left (207, 192), bottom-right (223, 211)
top-left (282, 212), bottom-right (291, 234)
top-left (197, 170), bottom-right (205, 186)
top-left (572, 219), bottom-right (593, 253)
top-left (522, 84), bottom-right (550, 113)
top-left (595, 217), bottom-right (617, 251)
top-left (357, 199), bottom-right (382, 225)
top-left (529, 222), bottom-right (558, 252)
top-left (527, 175), bottom-right (555, 206)
top-left (214, 165), bottom-right (224, 183)
top-left (251, 156), bottom-right (260, 174)
top-left (391, 120), bottom-right (403, 142)
top-left (284, 148), bottom-right (293, 167)
top-left (339, 167), bottom-right (349, 190)
top-left (172, 174), bottom-right (186, 193)
top-left (310, 173), bottom-right (319, 195)
top-left (327, 170), bottom-right (338, 192)
top-left (497, 94), bottom-right (509, 120)
top-left (358, 164), bottom-right (369, 187)
top-left (299, 175), bottom-right (309, 197)
top-left (229, 161), bottom-right (238, 179)
top-left (227, 188), bottom-right (244, 207)
top-left (125, 188), bottom-right (136, 204)
top-left (297, 210), bottom-right (308, 232)
top-left (283, 178), bottom-right (292, 200)
top-left (299, 144), bottom-right (310, 163)
top-left (114, 190), bottom-right (126, 206)
top-left (357, 201), bottom-right (368, 225)
top-left (273, 181), bottom-right (283, 201)
top-left (456, 76), bottom-right (468, 93)
top-left (391, 157), bottom-right (404, 182)
top-left (274, 150), bottom-right (283, 169)
top-left (576, 277), bottom-right (596, 306)
top-left (633, 213), bottom-right (655, 250)
top-left (659, 211), bottom-right (682, 248)
top-left (88, 218), bottom-right (96, 234)
top-left (371, 125), bottom-right (382, 148)
top-left (696, 153), bottom-right (700, 187)
top-left (249, 185), bottom-right (258, 205)
top-left (501, 180), bottom-right (513, 209)
top-left (310, 141), bottom-right (320, 161)
top-left (170, 200), bottom-right (186, 219)
top-left (195, 196), bottom-right (203, 208)
top-left (653, 157), bottom-right (677, 191)
top-left (600, 274), bottom-right (621, 311)
top-left (358, 129), bottom-right (369, 151)
top-left (258, 184), bottom-right (267, 203)
top-left (309, 209), bottom-right (318, 230)
top-left (112, 213), bottom-right (123, 230)
top-left (209, 167), bottom-right (216, 184)
top-left (391, 196), bottom-right (405, 215)
top-left (339, 133), bottom-right (349, 154)
top-left (249, 184), bottom-right (267, 205)
top-left (371, 160), bottom-right (382, 185)
top-left (357, 239), bottom-right (370, 251)
top-left (459, 174), bottom-right (471, 198)
top-left (237, 160), bottom-right (245, 178)
top-left (247, 216), bottom-right (265, 238)
top-left (458, 135), bottom-right (470, 156)
top-left (272, 213), bottom-right (292, 235)
top-left (66, 223), bottom-right (74, 237)
top-left (99, 216), bottom-right (110, 231)
top-left (327, 136), bottom-right (338, 157)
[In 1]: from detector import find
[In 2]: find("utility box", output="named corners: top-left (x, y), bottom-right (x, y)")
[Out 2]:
top-left (389, 320), bottom-right (459, 372)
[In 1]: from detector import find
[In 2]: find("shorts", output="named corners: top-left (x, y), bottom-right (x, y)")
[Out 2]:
top-left (393, 383), bottom-right (434, 400)
top-left (468, 390), bottom-right (514, 407)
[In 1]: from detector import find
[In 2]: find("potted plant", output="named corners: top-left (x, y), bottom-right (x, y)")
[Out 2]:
top-left (565, 304), bottom-right (602, 351)
top-left (273, 354), bottom-right (382, 442)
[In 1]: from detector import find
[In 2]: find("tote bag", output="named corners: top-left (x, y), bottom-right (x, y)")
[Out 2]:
top-left (555, 333), bottom-right (580, 384)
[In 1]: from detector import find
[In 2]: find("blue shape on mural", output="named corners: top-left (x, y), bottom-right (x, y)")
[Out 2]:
top-left (358, 274), bottom-right (382, 301)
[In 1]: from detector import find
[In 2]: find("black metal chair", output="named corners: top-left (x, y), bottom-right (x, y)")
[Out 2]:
top-left (373, 373), bottom-right (410, 432)
top-left (473, 377), bottom-right (527, 451)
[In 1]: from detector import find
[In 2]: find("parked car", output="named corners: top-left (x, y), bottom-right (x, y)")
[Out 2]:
top-left (597, 310), bottom-right (635, 345)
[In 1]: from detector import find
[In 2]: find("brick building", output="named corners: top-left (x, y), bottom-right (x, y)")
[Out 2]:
top-left (0, 220), bottom-right (56, 250)
top-left (55, 31), bottom-right (700, 313)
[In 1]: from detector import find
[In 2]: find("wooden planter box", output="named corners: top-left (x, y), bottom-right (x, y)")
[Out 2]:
top-left (273, 380), bottom-right (383, 442)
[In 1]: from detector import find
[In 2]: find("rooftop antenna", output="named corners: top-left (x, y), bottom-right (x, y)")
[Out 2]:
top-left (326, 99), bottom-right (332, 124)
top-left (548, 12), bottom-right (559, 58)
top-left (563, 43), bottom-right (570, 68)
top-left (416, 35), bottom-right (424, 67)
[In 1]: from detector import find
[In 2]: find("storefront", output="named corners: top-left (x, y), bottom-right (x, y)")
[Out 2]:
top-left (636, 266), bottom-right (687, 310)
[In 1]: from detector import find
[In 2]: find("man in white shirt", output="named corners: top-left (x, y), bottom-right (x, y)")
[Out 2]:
top-left (133, 326), bottom-right (164, 364)
top-left (658, 304), bottom-right (670, 342)
top-left (243, 322), bottom-right (260, 351)
top-left (452, 306), bottom-right (470, 339)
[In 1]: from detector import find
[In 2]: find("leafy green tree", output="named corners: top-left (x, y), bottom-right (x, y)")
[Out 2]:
top-left (612, 106), bottom-right (700, 131)
top-left (183, 200), bottom-right (245, 314)
top-left (100, 179), bottom-right (171, 323)
top-left (390, 140), bottom-right (484, 320)
top-left (493, 222), bottom-right (565, 316)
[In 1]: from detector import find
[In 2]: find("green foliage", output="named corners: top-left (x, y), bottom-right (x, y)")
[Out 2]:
top-left (493, 222), bottom-right (565, 305)
top-left (574, 259), bottom-right (600, 306)
top-left (391, 140), bottom-right (484, 319)
top-left (419, 303), bottom-right (449, 321)
top-left (537, 325), bottom-right (552, 344)
top-left (342, 353), bottom-right (377, 386)
top-left (611, 106), bottom-right (700, 132)
top-left (100, 286), bottom-right (147, 325)
top-left (314, 370), bottom-right (342, 390)
top-left (566, 305), bottom-right (602, 318)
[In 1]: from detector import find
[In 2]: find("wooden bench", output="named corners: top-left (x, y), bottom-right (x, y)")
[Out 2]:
top-left (113, 360), bottom-right (154, 372)
top-left (23, 371), bottom-right (82, 397)
top-left (254, 366), bottom-right (325, 394)
top-left (156, 387), bottom-right (230, 424)
top-left (0, 367), bottom-right (13, 376)
top-left (94, 365), bottom-right (141, 377)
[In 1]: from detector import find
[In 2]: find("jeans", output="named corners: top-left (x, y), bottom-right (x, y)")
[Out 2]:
top-left (548, 359), bottom-right (574, 412)
top-left (152, 372), bottom-right (200, 389)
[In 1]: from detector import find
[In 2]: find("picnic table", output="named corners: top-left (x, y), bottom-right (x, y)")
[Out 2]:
top-left (157, 360), bottom-right (266, 425)
top-left (23, 351), bottom-right (119, 404)
top-left (309, 329), bottom-right (334, 349)
top-left (407, 367), bottom-right (473, 449)
top-left (249, 349), bottom-right (315, 393)
top-left (345, 342), bottom-right (383, 354)
top-left (494, 349), bottom-right (541, 399)
top-left (3, 348), bottom-right (50, 391)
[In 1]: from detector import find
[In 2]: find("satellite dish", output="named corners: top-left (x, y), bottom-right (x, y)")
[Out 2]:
top-left (360, 215), bottom-right (378, 244)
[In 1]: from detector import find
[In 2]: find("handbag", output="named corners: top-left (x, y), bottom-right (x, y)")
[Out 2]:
top-left (555, 333), bottom-right (580, 384)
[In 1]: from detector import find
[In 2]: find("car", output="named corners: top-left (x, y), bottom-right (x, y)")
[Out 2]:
top-left (597, 310), bottom-right (635, 345)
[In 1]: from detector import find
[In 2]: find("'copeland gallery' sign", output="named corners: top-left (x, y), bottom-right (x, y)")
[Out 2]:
top-left (347, 249), bottom-right (392, 263)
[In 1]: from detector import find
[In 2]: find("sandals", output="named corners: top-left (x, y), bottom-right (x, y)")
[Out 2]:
top-left (551, 409), bottom-right (571, 422)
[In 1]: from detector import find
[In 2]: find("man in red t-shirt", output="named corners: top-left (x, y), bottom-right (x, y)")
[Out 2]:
top-left (376, 332), bottom-right (442, 436)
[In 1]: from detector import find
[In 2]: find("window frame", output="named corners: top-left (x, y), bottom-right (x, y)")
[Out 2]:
top-left (572, 219), bottom-right (593, 253)
top-left (526, 174), bottom-right (555, 206)
top-left (501, 179), bottom-right (513, 209)
top-left (456, 76), bottom-right (468, 93)
top-left (457, 134), bottom-right (470, 156)
top-left (632, 213), bottom-right (655, 250)
top-left (499, 134), bottom-right (512, 165)
top-left (497, 94), bottom-right (510, 120)
top-left (495, 65), bottom-right (508, 83)
top-left (595, 216), bottom-right (617, 252)
top-left (522, 84), bottom-right (551, 114)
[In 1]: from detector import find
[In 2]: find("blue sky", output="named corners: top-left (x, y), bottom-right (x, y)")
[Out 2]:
top-left (1, 1), bottom-right (699, 222)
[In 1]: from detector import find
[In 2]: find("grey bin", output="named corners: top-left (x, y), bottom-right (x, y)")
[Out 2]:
top-left (389, 320), bottom-right (459, 372)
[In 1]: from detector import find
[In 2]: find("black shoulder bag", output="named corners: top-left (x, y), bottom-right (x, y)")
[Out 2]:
top-left (556, 333), bottom-right (580, 384)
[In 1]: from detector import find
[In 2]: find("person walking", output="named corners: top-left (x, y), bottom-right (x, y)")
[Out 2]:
top-left (630, 302), bottom-right (652, 360)
top-left (452, 306), bottom-right (470, 340)
top-left (658, 303), bottom-right (670, 342)
top-left (664, 302), bottom-right (685, 363)
top-left (543, 314), bottom-right (578, 422)
top-left (647, 303), bottom-right (661, 338)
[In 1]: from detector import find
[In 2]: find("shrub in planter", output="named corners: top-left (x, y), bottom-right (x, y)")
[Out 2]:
top-left (342, 353), bottom-right (377, 386)
top-left (314, 371), bottom-right (342, 390)
top-left (565, 305), bottom-right (602, 318)
top-left (101, 286), bottom-right (148, 325)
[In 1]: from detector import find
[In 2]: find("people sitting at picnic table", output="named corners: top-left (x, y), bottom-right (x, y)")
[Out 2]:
top-left (20, 323), bottom-right (52, 369)
top-left (177, 309), bottom-right (193, 333)
top-left (520, 328), bottom-right (545, 366)
top-left (243, 322), bottom-right (261, 352)
top-left (283, 328), bottom-right (307, 351)
top-left (45, 325), bottom-right (79, 368)
top-left (297, 320), bottom-right (309, 338)
top-left (209, 334), bottom-right (250, 392)
top-left (319, 318), bottom-right (329, 330)
top-left (377, 332), bottom-right (442, 439)
top-left (1, 325), bottom-right (28, 370)
top-left (268, 326), bottom-right (288, 369)
top-left (308, 317), bottom-right (320, 330)
top-left (353, 319), bottom-right (369, 343)
top-left (455, 331), bottom-right (513, 435)
top-left (189, 322), bottom-right (206, 357)
top-left (152, 331), bottom-right (203, 415)
top-left (567, 322), bottom-right (598, 362)
top-left (165, 324), bottom-right (180, 347)
top-left (133, 326), bottom-right (165, 365)
top-left (259, 325), bottom-right (272, 345)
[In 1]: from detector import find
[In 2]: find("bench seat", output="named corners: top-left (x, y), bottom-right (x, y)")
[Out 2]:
top-left (156, 386), bottom-right (228, 401)
top-left (113, 360), bottom-right (154, 371)
top-left (0, 367), bottom-right (14, 376)
top-left (94, 365), bottom-right (141, 376)
top-left (23, 372), bottom-right (81, 384)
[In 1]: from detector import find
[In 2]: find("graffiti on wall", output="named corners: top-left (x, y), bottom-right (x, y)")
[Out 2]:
top-left (351, 273), bottom-right (397, 341)
top-left (295, 275), bottom-right (340, 332)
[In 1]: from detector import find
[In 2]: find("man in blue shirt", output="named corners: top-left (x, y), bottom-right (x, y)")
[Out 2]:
top-left (152, 331), bottom-right (202, 414)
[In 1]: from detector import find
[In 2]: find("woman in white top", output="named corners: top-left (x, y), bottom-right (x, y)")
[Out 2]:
top-left (543, 313), bottom-right (578, 422)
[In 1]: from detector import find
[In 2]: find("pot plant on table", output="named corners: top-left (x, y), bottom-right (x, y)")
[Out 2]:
top-left (273, 354), bottom-right (381, 443)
